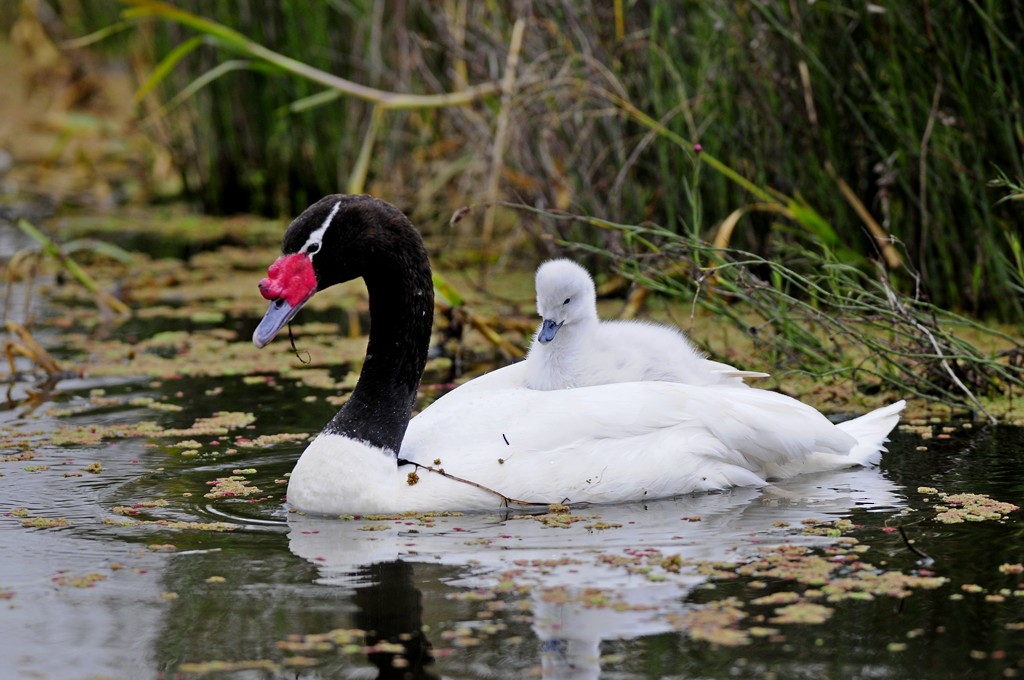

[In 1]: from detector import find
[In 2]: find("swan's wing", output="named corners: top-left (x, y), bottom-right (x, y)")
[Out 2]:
top-left (409, 365), bottom-right (855, 459)
top-left (402, 368), bottom-right (858, 502)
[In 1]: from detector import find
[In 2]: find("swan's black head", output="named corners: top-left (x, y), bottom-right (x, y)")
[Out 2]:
top-left (253, 194), bottom-right (429, 348)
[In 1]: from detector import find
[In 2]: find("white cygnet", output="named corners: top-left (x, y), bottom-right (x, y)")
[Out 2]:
top-left (525, 259), bottom-right (768, 390)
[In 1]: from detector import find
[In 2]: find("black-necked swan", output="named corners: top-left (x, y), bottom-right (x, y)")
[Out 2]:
top-left (526, 258), bottom-right (770, 390)
top-left (252, 194), bottom-right (906, 515)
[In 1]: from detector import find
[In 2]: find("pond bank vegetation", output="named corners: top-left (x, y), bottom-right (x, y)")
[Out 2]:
top-left (1, 1), bottom-right (1022, 422)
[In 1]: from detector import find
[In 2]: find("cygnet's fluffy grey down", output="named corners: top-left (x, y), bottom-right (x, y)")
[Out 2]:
top-left (525, 259), bottom-right (768, 391)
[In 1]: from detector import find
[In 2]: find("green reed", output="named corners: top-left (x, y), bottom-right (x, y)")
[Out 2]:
top-left (515, 204), bottom-right (1023, 421)
top-left (71, 0), bottom-right (1024, 320)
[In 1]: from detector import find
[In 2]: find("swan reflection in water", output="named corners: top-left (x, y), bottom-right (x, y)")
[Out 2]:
top-left (287, 467), bottom-right (905, 679)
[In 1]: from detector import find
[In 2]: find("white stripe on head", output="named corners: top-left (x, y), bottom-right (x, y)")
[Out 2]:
top-left (300, 200), bottom-right (342, 258)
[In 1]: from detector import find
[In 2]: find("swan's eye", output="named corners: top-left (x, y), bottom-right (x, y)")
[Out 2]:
top-left (306, 243), bottom-right (320, 255)
top-left (563, 297), bottom-right (571, 305)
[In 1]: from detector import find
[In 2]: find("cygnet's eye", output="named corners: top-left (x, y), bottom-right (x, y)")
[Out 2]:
top-left (563, 297), bottom-right (571, 305)
top-left (306, 243), bottom-right (320, 255)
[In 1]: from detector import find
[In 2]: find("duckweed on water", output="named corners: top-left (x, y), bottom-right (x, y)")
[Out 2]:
top-left (750, 591), bottom-right (803, 606)
top-left (929, 492), bottom-right (1019, 523)
top-left (386, 509), bottom-right (952, 650)
top-left (769, 602), bottom-right (834, 625)
top-left (46, 411), bottom-right (257, 447)
top-left (584, 520), bottom-right (623, 530)
top-left (20, 517), bottom-right (69, 529)
top-left (675, 599), bottom-right (750, 647)
top-left (1, 451), bottom-right (37, 462)
top-left (233, 433), bottom-right (310, 448)
top-left (112, 505), bottom-right (143, 516)
top-left (9, 507), bottom-right (69, 528)
top-left (203, 475), bottom-right (264, 499)
top-left (162, 412), bottom-right (256, 437)
top-left (177, 659), bottom-right (281, 675)
top-left (510, 508), bottom-right (599, 529)
top-left (51, 572), bottom-right (107, 588)
top-left (157, 521), bottom-right (236, 532)
top-left (49, 422), bottom-right (164, 446)
top-left (107, 506), bottom-right (236, 532)
top-left (127, 398), bottom-right (183, 413)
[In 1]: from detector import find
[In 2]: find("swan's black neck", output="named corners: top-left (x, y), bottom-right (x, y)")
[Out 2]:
top-left (321, 203), bottom-right (434, 454)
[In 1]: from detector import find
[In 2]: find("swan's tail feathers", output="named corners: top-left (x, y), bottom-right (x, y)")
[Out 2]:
top-left (836, 400), bottom-right (907, 466)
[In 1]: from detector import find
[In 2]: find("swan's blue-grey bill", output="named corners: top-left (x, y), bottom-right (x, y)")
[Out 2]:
top-left (538, 318), bottom-right (564, 344)
top-left (253, 298), bottom-right (304, 348)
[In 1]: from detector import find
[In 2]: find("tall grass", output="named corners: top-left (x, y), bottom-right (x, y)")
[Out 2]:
top-left (65, 1), bottom-right (1024, 321)
top-left (139, 1), bottom-right (376, 215)
top-left (638, 1), bottom-right (1024, 321)
top-left (514, 204), bottom-right (1024, 419)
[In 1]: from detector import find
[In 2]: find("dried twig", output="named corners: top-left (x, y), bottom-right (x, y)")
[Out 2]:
top-left (877, 266), bottom-right (996, 423)
top-left (897, 524), bottom-right (935, 566)
top-left (398, 459), bottom-right (549, 508)
top-left (15, 219), bottom-right (130, 318)
top-left (4, 320), bottom-right (63, 377)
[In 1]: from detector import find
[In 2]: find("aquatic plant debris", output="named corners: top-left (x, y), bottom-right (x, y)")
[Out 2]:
top-left (52, 572), bottom-right (107, 588)
top-left (507, 505), bottom-right (599, 529)
top-left (20, 517), bottom-right (69, 529)
top-left (108, 505), bottom-right (236, 532)
top-left (926, 492), bottom-right (1019, 524)
top-left (676, 598), bottom-right (749, 646)
top-left (177, 659), bottom-right (281, 674)
top-left (233, 433), bottom-right (310, 448)
top-left (770, 601), bottom-right (834, 624)
top-left (295, 511), bottom-right (953, 656)
top-left (204, 475), bottom-right (264, 499)
top-left (9, 507), bottom-right (69, 529)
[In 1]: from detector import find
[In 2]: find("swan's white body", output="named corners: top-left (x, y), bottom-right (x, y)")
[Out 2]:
top-left (525, 259), bottom-right (767, 390)
top-left (255, 195), bottom-right (906, 516)
top-left (287, 361), bottom-right (905, 515)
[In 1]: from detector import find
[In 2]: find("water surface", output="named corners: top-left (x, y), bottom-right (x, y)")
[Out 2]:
top-left (3, 361), bottom-right (1022, 679)
top-left (1, 243), bottom-right (1022, 679)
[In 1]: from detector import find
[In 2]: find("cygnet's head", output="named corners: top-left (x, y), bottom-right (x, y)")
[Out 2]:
top-left (534, 259), bottom-right (599, 343)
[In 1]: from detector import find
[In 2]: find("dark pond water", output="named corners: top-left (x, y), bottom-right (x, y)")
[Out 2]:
top-left (1, 258), bottom-right (1023, 679)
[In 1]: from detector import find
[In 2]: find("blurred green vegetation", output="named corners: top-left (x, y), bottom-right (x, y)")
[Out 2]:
top-left (49, 0), bottom-right (1024, 322)
top-left (521, 204), bottom-right (1023, 418)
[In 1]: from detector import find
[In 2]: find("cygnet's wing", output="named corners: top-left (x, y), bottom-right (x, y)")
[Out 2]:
top-left (596, 321), bottom-right (769, 385)
top-left (705, 359), bottom-right (771, 380)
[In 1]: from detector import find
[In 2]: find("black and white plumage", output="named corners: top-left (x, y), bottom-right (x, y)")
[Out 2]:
top-left (252, 195), bottom-right (906, 515)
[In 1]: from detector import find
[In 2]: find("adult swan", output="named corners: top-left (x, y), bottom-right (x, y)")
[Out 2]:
top-left (253, 194), bottom-right (905, 515)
